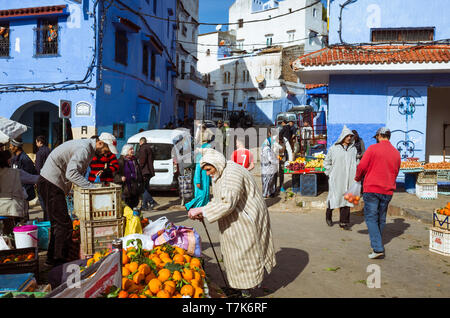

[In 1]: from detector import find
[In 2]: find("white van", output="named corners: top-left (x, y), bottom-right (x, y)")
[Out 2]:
top-left (127, 129), bottom-right (193, 192)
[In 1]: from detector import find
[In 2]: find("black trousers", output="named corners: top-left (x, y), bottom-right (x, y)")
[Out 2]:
top-left (278, 162), bottom-right (285, 189)
top-left (37, 176), bottom-right (72, 264)
top-left (326, 205), bottom-right (350, 224)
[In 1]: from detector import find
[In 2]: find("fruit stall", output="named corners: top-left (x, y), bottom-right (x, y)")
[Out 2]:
top-left (284, 153), bottom-right (327, 197)
top-left (399, 159), bottom-right (450, 199)
top-left (0, 182), bottom-right (212, 298)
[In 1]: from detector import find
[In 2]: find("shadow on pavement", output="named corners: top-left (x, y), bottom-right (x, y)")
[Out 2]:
top-left (357, 217), bottom-right (411, 246)
top-left (145, 209), bottom-right (189, 224)
top-left (265, 196), bottom-right (281, 207)
top-left (254, 247), bottom-right (309, 297)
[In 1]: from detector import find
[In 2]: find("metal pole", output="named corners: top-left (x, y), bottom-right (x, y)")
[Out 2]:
top-left (200, 218), bottom-right (229, 288)
top-left (62, 118), bottom-right (66, 143)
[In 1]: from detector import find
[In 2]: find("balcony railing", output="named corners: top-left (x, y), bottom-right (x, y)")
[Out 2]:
top-left (180, 72), bottom-right (207, 86)
top-left (34, 25), bottom-right (59, 56)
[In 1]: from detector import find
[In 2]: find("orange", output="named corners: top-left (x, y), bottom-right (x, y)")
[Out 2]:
top-left (199, 269), bottom-right (206, 278)
top-left (163, 281), bottom-right (176, 296)
top-left (190, 258), bottom-right (202, 269)
top-left (158, 268), bottom-right (171, 282)
top-left (122, 277), bottom-right (132, 290)
top-left (156, 290), bottom-right (171, 298)
top-left (194, 287), bottom-right (204, 298)
top-left (148, 278), bottom-right (162, 294)
top-left (128, 261), bottom-right (139, 273)
top-left (159, 252), bottom-right (170, 260)
top-left (145, 272), bottom-right (157, 284)
top-left (182, 268), bottom-right (194, 281)
top-left (172, 270), bottom-right (182, 282)
top-left (138, 264), bottom-right (151, 276)
top-left (122, 253), bottom-right (129, 265)
top-left (128, 294), bottom-right (139, 298)
top-left (139, 294), bottom-right (147, 298)
top-left (118, 290), bottom-right (128, 298)
top-left (86, 258), bottom-right (95, 267)
top-left (127, 251), bottom-right (137, 259)
top-left (190, 278), bottom-right (201, 288)
top-left (144, 289), bottom-right (153, 297)
top-left (175, 247), bottom-right (185, 255)
top-left (122, 267), bottom-right (131, 277)
top-left (180, 284), bottom-right (194, 297)
top-left (127, 247), bottom-right (136, 252)
top-left (172, 292), bottom-right (182, 298)
top-left (173, 254), bottom-right (185, 264)
top-left (152, 256), bottom-right (162, 268)
top-left (183, 254), bottom-right (192, 263)
top-left (133, 272), bottom-right (145, 285)
top-left (93, 252), bottom-right (102, 262)
top-left (127, 283), bottom-right (140, 293)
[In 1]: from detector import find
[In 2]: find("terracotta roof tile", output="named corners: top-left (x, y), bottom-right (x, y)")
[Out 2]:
top-left (0, 5), bottom-right (67, 19)
top-left (292, 45), bottom-right (450, 70)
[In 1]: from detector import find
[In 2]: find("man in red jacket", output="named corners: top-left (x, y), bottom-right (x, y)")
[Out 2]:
top-left (355, 127), bottom-right (401, 259)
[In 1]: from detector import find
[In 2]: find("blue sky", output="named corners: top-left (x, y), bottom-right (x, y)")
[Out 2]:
top-left (199, 0), bottom-right (328, 34)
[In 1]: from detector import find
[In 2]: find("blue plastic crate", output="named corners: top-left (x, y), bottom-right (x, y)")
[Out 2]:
top-left (292, 174), bottom-right (301, 193)
top-left (300, 174), bottom-right (317, 197)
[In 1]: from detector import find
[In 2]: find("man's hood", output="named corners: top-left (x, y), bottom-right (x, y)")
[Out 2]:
top-left (334, 125), bottom-right (355, 145)
top-left (200, 148), bottom-right (227, 179)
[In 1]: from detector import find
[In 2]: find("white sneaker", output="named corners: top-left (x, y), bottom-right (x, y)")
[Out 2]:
top-left (368, 251), bottom-right (385, 259)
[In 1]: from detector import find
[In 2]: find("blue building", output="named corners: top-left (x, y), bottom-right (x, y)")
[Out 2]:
top-left (0, 0), bottom-right (177, 154)
top-left (293, 0), bottom-right (450, 170)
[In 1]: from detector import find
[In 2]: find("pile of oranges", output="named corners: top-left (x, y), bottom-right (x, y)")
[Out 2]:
top-left (1, 252), bottom-right (34, 264)
top-left (437, 202), bottom-right (450, 216)
top-left (344, 193), bottom-right (360, 205)
top-left (118, 243), bottom-right (206, 299)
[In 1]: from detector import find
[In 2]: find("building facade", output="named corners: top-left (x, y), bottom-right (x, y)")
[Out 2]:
top-left (292, 0), bottom-right (450, 170)
top-left (0, 0), bottom-right (177, 153)
top-left (175, 0), bottom-right (207, 123)
top-left (197, 0), bottom-right (327, 125)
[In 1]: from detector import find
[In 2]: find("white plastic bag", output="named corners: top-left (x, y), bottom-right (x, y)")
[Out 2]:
top-left (121, 234), bottom-right (154, 251)
top-left (0, 236), bottom-right (12, 250)
top-left (344, 181), bottom-right (361, 204)
top-left (143, 216), bottom-right (169, 238)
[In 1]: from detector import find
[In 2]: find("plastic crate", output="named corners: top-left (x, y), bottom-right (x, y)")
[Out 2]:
top-left (0, 247), bottom-right (39, 280)
top-left (300, 174), bottom-right (317, 197)
top-left (417, 170), bottom-right (437, 183)
top-left (73, 183), bottom-right (122, 221)
top-left (433, 211), bottom-right (450, 231)
top-left (416, 182), bottom-right (438, 200)
top-left (429, 227), bottom-right (450, 256)
top-left (80, 218), bottom-right (124, 259)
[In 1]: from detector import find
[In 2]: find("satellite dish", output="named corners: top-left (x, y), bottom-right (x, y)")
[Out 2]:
top-left (216, 24), bottom-right (222, 31)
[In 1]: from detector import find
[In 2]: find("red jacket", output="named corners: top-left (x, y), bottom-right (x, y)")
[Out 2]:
top-left (355, 140), bottom-right (401, 195)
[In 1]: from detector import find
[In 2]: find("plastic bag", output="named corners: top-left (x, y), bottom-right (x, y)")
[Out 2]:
top-left (344, 181), bottom-right (361, 204)
top-left (152, 223), bottom-right (202, 257)
top-left (143, 216), bottom-right (168, 237)
top-left (121, 234), bottom-right (154, 251)
top-left (124, 205), bottom-right (142, 236)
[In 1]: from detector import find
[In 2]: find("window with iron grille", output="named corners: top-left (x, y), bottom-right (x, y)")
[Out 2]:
top-left (371, 28), bottom-right (434, 42)
top-left (36, 19), bottom-right (59, 56)
top-left (115, 30), bottom-right (128, 65)
top-left (238, 19), bottom-right (244, 28)
top-left (0, 22), bottom-right (10, 57)
top-left (143, 43), bottom-right (149, 76)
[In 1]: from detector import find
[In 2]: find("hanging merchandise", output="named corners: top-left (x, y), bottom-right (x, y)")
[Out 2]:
top-left (123, 206), bottom-right (142, 236)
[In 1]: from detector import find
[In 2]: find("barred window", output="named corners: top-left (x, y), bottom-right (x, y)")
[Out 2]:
top-left (0, 22), bottom-right (10, 57)
top-left (371, 28), bottom-right (434, 42)
top-left (113, 123), bottom-right (125, 139)
top-left (142, 44), bottom-right (149, 76)
top-left (36, 19), bottom-right (59, 56)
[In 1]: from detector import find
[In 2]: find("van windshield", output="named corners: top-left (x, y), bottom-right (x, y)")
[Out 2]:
top-left (149, 143), bottom-right (174, 161)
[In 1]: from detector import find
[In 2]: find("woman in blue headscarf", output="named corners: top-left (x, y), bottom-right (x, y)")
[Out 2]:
top-left (260, 128), bottom-right (279, 198)
top-left (185, 127), bottom-right (213, 210)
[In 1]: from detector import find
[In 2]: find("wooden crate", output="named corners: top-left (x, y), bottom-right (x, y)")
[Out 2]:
top-left (73, 184), bottom-right (122, 221)
top-left (80, 218), bottom-right (125, 259)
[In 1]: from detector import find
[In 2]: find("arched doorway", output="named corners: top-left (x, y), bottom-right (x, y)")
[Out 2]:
top-left (10, 100), bottom-right (71, 153)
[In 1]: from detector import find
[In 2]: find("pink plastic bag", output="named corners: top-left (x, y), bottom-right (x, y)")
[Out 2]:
top-left (151, 223), bottom-right (202, 257)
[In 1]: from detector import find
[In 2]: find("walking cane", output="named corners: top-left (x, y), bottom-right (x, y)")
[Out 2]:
top-left (200, 218), bottom-right (230, 290)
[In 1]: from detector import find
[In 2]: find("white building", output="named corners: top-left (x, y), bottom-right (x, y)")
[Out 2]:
top-left (197, 0), bottom-right (327, 125)
top-left (175, 0), bottom-right (207, 124)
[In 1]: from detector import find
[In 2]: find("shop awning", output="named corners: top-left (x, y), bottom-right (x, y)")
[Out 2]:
top-left (0, 5), bottom-right (68, 21)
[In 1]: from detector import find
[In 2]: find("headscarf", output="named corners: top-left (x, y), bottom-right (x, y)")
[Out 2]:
top-left (200, 148), bottom-right (227, 182)
top-left (121, 144), bottom-right (134, 157)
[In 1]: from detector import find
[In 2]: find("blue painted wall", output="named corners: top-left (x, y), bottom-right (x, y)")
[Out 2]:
top-left (0, 0), bottom-right (177, 153)
top-left (329, 0), bottom-right (450, 45)
top-left (327, 73), bottom-right (450, 157)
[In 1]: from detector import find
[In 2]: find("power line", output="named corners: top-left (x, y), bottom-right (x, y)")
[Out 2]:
top-left (138, 0), bottom-right (322, 26)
